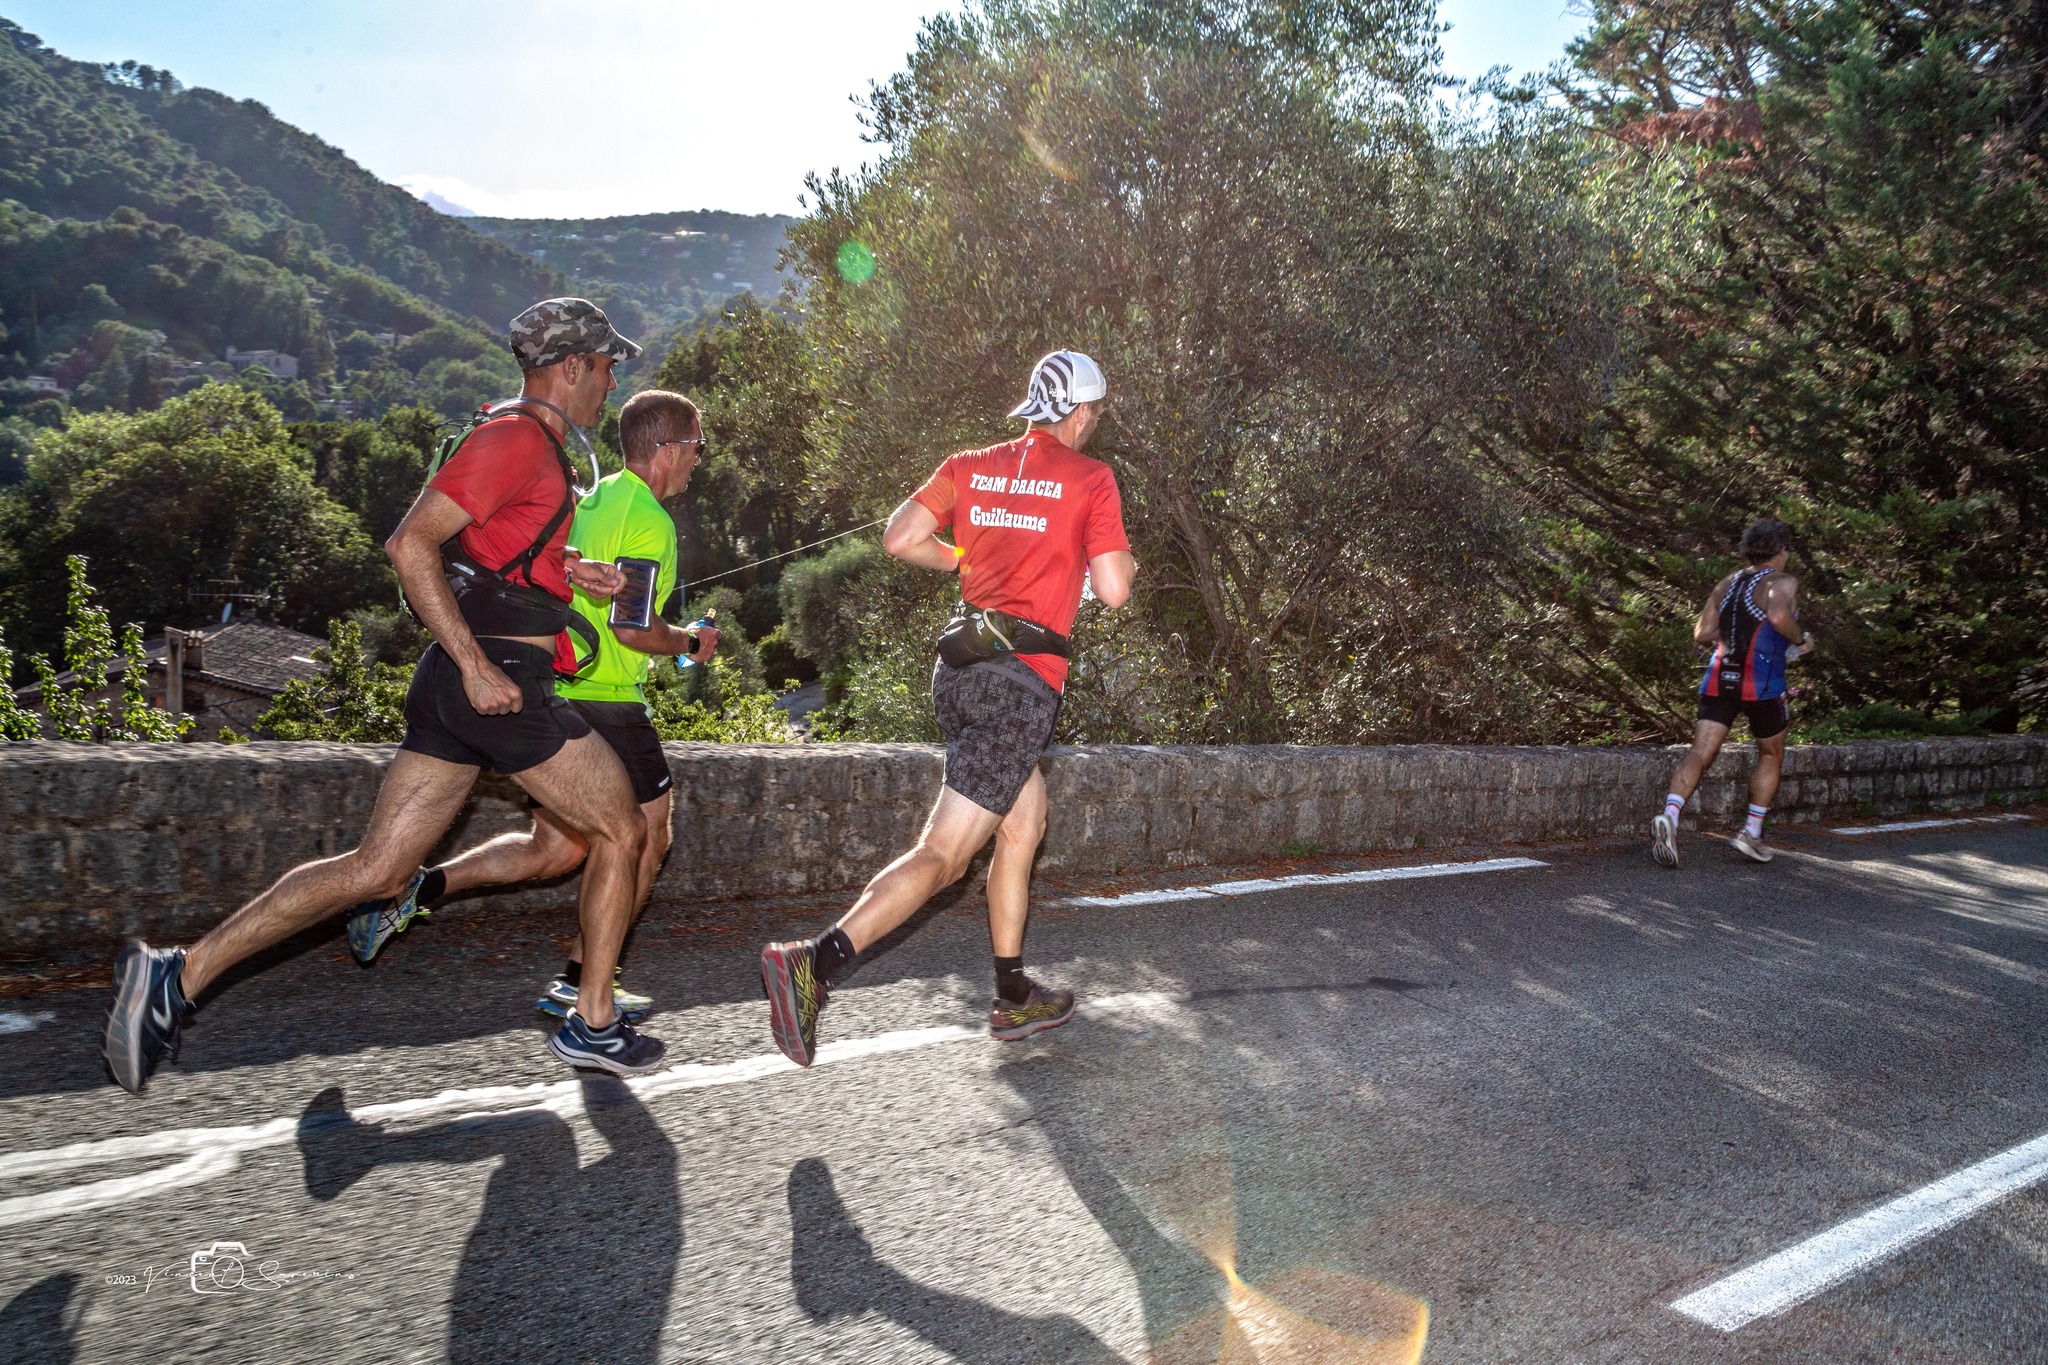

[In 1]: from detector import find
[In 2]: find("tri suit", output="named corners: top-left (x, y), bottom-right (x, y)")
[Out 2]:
top-left (909, 429), bottom-right (1129, 816)
top-left (1697, 567), bottom-right (1793, 740)
top-left (399, 407), bottom-right (594, 773)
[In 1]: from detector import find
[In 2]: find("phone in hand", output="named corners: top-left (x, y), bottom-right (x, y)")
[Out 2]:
top-left (608, 557), bottom-right (660, 630)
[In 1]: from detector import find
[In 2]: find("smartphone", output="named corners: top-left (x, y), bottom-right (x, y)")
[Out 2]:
top-left (608, 557), bottom-right (660, 630)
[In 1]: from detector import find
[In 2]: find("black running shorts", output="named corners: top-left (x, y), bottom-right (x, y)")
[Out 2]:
top-left (569, 699), bottom-right (674, 805)
top-left (400, 640), bottom-right (591, 774)
top-left (1697, 692), bottom-right (1790, 740)
top-left (931, 656), bottom-right (1061, 817)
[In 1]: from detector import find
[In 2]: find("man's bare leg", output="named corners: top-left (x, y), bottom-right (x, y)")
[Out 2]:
top-left (437, 811), bottom-right (590, 897)
top-left (837, 786), bottom-right (1003, 952)
top-left (1666, 719), bottom-right (1732, 807)
top-left (1749, 732), bottom-right (1786, 810)
top-left (987, 770), bottom-right (1048, 960)
top-left (182, 751), bottom-right (480, 998)
top-left (510, 732), bottom-right (643, 1029)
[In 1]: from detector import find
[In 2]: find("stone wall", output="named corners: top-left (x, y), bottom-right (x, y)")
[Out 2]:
top-left (3, 736), bottom-right (2042, 953)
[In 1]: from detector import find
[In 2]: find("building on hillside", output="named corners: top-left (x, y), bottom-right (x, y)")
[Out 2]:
top-left (25, 375), bottom-right (62, 392)
top-left (10, 620), bottom-right (327, 741)
top-left (224, 347), bottom-right (300, 380)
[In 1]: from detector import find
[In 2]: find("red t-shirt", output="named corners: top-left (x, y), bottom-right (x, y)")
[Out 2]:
top-left (911, 430), bottom-right (1130, 692)
top-left (428, 414), bottom-right (574, 603)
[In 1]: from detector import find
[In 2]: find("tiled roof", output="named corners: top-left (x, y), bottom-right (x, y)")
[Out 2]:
top-left (11, 620), bottom-right (327, 701)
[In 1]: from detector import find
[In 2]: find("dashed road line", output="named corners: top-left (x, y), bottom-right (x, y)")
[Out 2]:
top-left (1834, 813), bottom-right (2030, 836)
top-left (1066, 856), bottom-right (1549, 908)
top-left (0, 991), bottom-right (1181, 1231)
top-left (1672, 1125), bottom-right (2048, 1331)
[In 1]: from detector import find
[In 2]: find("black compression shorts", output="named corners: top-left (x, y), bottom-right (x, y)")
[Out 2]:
top-left (1697, 692), bottom-right (1790, 740)
top-left (931, 655), bottom-right (1061, 817)
top-left (569, 699), bottom-right (673, 805)
top-left (400, 640), bottom-right (591, 774)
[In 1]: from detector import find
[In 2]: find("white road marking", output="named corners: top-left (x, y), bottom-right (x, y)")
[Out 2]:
top-left (0, 1011), bottom-right (56, 1035)
top-left (0, 992), bottom-right (1180, 1230)
top-left (1835, 814), bottom-right (2030, 836)
top-left (1672, 1126), bottom-right (2048, 1331)
top-left (1066, 856), bottom-right (1549, 908)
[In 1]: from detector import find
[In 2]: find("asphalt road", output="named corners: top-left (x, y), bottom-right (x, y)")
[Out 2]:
top-left (3, 817), bottom-right (2047, 1364)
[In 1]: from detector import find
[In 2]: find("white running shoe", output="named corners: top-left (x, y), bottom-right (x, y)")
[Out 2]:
top-left (1651, 814), bottom-right (1680, 868)
top-left (1731, 831), bottom-right (1774, 863)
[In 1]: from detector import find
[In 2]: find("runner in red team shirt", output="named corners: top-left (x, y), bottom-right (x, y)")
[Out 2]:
top-left (761, 350), bottom-right (1136, 1066)
top-left (104, 299), bottom-right (668, 1094)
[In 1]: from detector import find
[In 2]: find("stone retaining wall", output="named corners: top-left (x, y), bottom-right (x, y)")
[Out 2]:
top-left (3, 736), bottom-right (2042, 953)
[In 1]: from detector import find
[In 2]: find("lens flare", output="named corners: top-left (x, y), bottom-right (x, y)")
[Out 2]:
top-left (835, 239), bottom-right (877, 284)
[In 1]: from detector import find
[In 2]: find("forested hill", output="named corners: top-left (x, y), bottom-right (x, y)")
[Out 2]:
top-left (466, 211), bottom-right (792, 340)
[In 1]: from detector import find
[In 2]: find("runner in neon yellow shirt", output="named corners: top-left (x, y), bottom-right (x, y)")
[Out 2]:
top-left (357, 390), bottom-right (717, 1021)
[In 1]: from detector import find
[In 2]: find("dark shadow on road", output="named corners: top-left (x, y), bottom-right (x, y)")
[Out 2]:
top-left (298, 1076), bottom-right (680, 1365)
top-left (0, 1272), bottom-right (79, 1365)
top-left (787, 1156), bottom-right (1122, 1361)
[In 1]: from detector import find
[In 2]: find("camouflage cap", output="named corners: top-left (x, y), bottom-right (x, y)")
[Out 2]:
top-left (507, 297), bottom-right (642, 371)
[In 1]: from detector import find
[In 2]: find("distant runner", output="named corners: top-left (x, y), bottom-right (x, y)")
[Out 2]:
top-left (347, 390), bottom-right (718, 1021)
top-left (1652, 518), bottom-right (1812, 867)
top-left (759, 350), bottom-right (1135, 1066)
top-left (104, 299), bottom-right (665, 1092)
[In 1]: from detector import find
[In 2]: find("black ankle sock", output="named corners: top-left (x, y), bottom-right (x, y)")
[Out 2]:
top-left (813, 927), bottom-right (857, 982)
top-left (418, 867), bottom-right (447, 904)
top-left (994, 955), bottom-right (1029, 1004)
top-left (561, 960), bottom-right (582, 987)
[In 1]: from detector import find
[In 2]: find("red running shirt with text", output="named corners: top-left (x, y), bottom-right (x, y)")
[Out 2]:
top-left (911, 430), bottom-right (1129, 692)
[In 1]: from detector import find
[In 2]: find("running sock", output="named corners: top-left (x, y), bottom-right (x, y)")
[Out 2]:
top-left (1663, 793), bottom-right (1686, 824)
top-left (418, 867), bottom-right (448, 904)
top-left (813, 927), bottom-right (858, 983)
top-left (561, 960), bottom-right (582, 987)
top-left (994, 955), bottom-right (1029, 1005)
top-left (1744, 804), bottom-right (1768, 840)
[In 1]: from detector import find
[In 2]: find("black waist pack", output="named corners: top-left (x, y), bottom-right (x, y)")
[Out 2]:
top-left (936, 603), bottom-right (1069, 669)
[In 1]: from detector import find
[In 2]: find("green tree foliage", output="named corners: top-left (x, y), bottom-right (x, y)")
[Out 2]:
top-left (0, 383), bottom-right (389, 668)
top-left (790, 0), bottom-right (1661, 742)
top-left (1540, 0), bottom-right (2048, 735)
top-left (253, 617), bottom-right (408, 741)
top-left (294, 404), bottom-right (439, 540)
top-left (28, 555), bottom-right (189, 740)
top-left (776, 538), bottom-right (889, 679)
top-left (0, 625), bottom-right (41, 738)
top-left (651, 298), bottom-right (830, 591)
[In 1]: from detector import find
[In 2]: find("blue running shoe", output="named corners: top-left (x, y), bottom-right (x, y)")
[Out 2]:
top-left (103, 942), bottom-right (191, 1094)
top-left (347, 868), bottom-right (432, 964)
top-left (547, 1012), bottom-right (667, 1076)
top-left (535, 971), bottom-right (652, 1022)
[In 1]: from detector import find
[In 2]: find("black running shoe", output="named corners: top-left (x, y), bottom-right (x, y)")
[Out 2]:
top-left (989, 981), bottom-right (1076, 1042)
top-left (546, 1011), bottom-right (667, 1076)
top-left (761, 938), bottom-right (829, 1067)
top-left (103, 941), bottom-right (191, 1094)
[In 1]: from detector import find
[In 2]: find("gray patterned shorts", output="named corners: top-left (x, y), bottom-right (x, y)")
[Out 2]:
top-left (931, 656), bottom-right (1061, 816)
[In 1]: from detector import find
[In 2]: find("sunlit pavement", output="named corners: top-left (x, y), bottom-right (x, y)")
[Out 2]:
top-left (3, 820), bottom-right (2047, 1363)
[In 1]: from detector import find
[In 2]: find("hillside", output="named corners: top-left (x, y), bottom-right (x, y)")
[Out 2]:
top-left (0, 17), bottom-right (789, 470)
top-left (465, 211), bottom-right (792, 340)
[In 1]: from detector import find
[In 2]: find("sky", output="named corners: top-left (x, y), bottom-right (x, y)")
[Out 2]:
top-left (3, 1), bottom-right (1591, 220)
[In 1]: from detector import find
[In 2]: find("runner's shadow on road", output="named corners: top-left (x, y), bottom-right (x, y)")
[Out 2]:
top-left (786, 1156), bottom-right (1122, 1361)
top-left (298, 1076), bottom-right (680, 1365)
top-left (0, 1272), bottom-right (80, 1365)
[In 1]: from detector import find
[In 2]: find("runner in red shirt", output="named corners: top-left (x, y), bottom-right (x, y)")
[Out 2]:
top-left (761, 350), bottom-right (1136, 1067)
top-left (105, 298), bottom-right (671, 1094)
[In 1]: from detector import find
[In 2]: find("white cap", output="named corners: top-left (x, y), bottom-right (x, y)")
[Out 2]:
top-left (1007, 350), bottom-right (1106, 423)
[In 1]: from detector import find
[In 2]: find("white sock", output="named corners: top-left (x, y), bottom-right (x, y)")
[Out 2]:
top-left (1744, 804), bottom-right (1767, 840)
top-left (1663, 793), bottom-right (1685, 824)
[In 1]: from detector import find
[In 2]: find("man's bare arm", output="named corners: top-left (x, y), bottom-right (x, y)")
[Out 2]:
top-left (1087, 551), bottom-right (1136, 609)
top-left (385, 488), bottom-right (523, 715)
top-left (881, 498), bottom-right (959, 573)
top-left (612, 618), bottom-right (715, 660)
top-left (1694, 573), bottom-right (1733, 647)
top-left (1765, 574), bottom-right (1806, 647)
